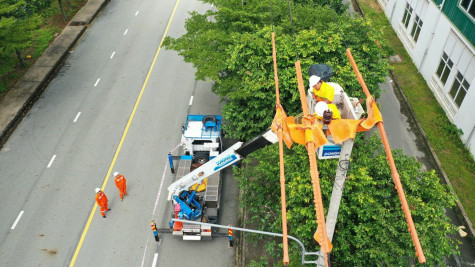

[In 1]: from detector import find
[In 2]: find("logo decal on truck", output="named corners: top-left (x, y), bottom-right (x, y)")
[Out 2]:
top-left (214, 154), bottom-right (238, 171)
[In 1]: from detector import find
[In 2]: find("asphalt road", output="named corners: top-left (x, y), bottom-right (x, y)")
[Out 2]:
top-left (0, 0), bottom-right (236, 266)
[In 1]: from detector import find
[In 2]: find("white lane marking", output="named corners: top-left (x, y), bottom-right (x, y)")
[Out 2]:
top-left (153, 162), bottom-right (168, 216)
top-left (153, 142), bottom-right (182, 215)
top-left (94, 78), bottom-right (100, 87)
top-left (189, 96), bottom-right (193, 106)
top-left (135, 10), bottom-right (139, 16)
top-left (110, 51), bottom-right (115, 59)
top-left (124, 29), bottom-right (128, 35)
top-left (11, 211), bottom-right (24, 229)
top-left (73, 112), bottom-right (81, 122)
top-left (141, 237), bottom-right (149, 267)
top-left (47, 155), bottom-right (56, 168)
top-left (152, 253), bottom-right (158, 267)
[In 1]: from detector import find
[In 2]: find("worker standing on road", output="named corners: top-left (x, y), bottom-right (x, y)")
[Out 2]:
top-left (113, 172), bottom-right (128, 201)
top-left (309, 75), bottom-right (341, 119)
top-left (95, 188), bottom-right (110, 218)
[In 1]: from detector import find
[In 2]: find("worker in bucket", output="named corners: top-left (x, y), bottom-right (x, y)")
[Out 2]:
top-left (95, 188), bottom-right (110, 218)
top-left (113, 172), bottom-right (128, 201)
top-left (309, 75), bottom-right (341, 120)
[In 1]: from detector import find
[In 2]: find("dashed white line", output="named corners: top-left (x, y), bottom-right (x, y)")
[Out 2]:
top-left (73, 112), bottom-right (81, 122)
top-left (11, 211), bottom-right (24, 230)
top-left (189, 96), bottom-right (193, 105)
top-left (110, 51), bottom-right (116, 59)
top-left (135, 10), bottom-right (139, 16)
top-left (94, 78), bottom-right (100, 87)
top-left (152, 253), bottom-right (158, 267)
top-left (47, 155), bottom-right (56, 168)
top-left (124, 29), bottom-right (128, 35)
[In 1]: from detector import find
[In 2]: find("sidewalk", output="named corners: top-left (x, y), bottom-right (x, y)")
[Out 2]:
top-left (0, 0), bottom-right (109, 147)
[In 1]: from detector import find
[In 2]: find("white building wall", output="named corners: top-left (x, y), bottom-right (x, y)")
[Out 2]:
top-left (379, 0), bottom-right (475, 156)
top-left (419, 9), bottom-right (450, 80)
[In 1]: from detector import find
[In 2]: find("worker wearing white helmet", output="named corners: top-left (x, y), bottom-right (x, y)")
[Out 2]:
top-left (95, 188), bottom-right (110, 218)
top-left (113, 172), bottom-right (128, 201)
top-left (309, 75), bottom-right (341, 119)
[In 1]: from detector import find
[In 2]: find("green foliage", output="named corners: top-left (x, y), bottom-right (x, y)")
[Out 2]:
top-left (0, 0), bottom-right (43, 68)
top-left (441, 122), bottom-right (464, 137)
top-left (163, 1), bottom-right (390, 141)
top-left (31, 27), bottom-right (57, 57)
top-left (235, 134), bottom-right (459, 266)
top-left (248, 257), bottom-right (269, 267)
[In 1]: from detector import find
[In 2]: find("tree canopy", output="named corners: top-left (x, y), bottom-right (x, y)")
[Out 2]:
top-left (163, 0), bottom-right (389, 140)
top-left (0, 0), bottom-right (49, 69)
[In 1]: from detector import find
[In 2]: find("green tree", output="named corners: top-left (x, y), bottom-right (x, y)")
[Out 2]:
top-left (235, 135), bottom-right (459, 266)
top-left (163, 1), bottom-right (389, 140)
top-left (0, 0), bottom-right (44, 67)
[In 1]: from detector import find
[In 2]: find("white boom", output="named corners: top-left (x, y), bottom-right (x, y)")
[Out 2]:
top-left (167, 129), bottom-right (279, 200)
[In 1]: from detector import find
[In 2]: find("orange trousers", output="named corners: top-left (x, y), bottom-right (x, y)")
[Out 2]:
top-left (117, 184), bottom-right (127, 199)
top-left (99, 202), bottom-right (108, 217)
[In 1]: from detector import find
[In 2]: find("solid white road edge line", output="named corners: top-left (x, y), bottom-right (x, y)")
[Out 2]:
top-left (74, 112), bottom-right (81, 122)
top-left (47, 155), bottom-right (56, 168)
top-left (11, 211), bottom-right (24, 230)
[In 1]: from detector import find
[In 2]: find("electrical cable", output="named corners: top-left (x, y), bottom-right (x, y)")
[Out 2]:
top-left (286, 0), bottom-right (299, 61)
top-left (324, 0), bottom-right (348, 49)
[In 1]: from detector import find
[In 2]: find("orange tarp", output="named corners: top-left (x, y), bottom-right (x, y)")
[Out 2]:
top-left (328, 118), bottom-right (364, 144)
top-left (282, 116), bottom-right (328, 150)
top-left (360, 97), bottom-right (383, 130)
top-left (314, 226), bottom-right (333, 251)
top-left (271, 107), bottom-right (293, 149)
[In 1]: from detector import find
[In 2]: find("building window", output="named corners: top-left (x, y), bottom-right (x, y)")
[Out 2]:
top-left (460, 0), bottom-right (475, 18)
top-left (436, 52), bottom-right (454, 85)
top-left (410, 15), bottom-right (423, 42)
top-left (449, 72), bottom-right (470, 107)
top-left (402, 3), bottom-right (413, 28)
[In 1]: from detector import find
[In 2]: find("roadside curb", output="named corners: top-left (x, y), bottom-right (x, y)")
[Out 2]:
top-left (389, 70), bottom-right (475, 241)
top-left (0, 0), bottom-right (110, 148)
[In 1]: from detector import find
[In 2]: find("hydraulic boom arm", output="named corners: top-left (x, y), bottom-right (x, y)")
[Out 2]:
top-left (167, 129), bottom-right (279, 200)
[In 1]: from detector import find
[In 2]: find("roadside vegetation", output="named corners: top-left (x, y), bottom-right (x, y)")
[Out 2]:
top-left (358, 0), bottom-right (475, 230)
top-left (0, 0), bottom-right (86, 94)
top-left (163, 0), bottom-right (460, 265)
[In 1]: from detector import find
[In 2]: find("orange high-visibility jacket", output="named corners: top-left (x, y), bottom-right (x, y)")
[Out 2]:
top-left (114, 174), bottom-right (126, 188)
top-left (95, 191), bottom-right (108, 207)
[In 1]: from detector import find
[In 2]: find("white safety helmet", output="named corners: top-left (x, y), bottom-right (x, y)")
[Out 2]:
top-left (309, 75), bottom-right (322, 88)
top-left (113, 172), bottom-right (119, 177)
top-left (315, 101), bottom-right (329, 118)
top-left (95, 188), bottom-right (101, 193)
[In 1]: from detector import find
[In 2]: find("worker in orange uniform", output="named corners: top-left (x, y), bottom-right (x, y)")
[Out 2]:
top-left (95, 188), bottom-right (110, 218)
top-left (309, 75), bottom-right (341, 119)
top-left (113, 172), bottom-right (128, 201)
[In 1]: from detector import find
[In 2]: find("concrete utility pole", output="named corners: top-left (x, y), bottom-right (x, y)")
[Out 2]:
top-left (317, 139), bottom-right (354, 267)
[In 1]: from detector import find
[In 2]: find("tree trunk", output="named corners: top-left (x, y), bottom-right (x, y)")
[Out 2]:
top-left (16, 49), bottom-right (27, 68)
top-left (58, 0), bottom-right (66, 21)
